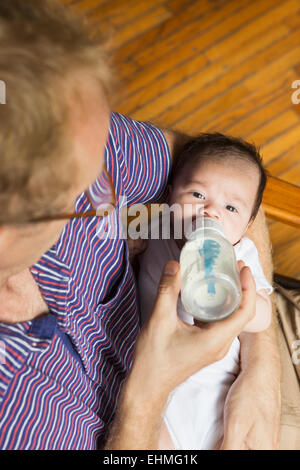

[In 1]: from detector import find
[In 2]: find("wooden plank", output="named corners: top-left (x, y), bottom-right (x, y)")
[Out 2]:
top-left (89, 0), bottom-right (166, 28)
top-left (115, 42), bottom-right (209, 103)
top-left (160, 35), bottom-right (300, 127)
top-left (166, 0), bottom-right (205, 14)
top-left (204, 72), bottom-right (295, 133)
top-left (283, 12), bottom-right (300, 30)
top-left (259, 219), bottom-right (300, 278)
top-left (134, 0), bottom-right (272, 68)
top-left (244, 43), bottom-right (300, 91)
top-left (271, 229), bottom-right (300, 279)
top-left (262, 176), bottom-right (300, 227)
top-left (279, 164), bottom-right (300, 185)
top-left (267, 144), bottom-right (300, 176)
top-left (112, 0), bottom-right (220, 64)
top-left (269, 220), bottom-right (300, 249)
top-left (116, 53), bottom-right (208, 116)
top-left (173, 63), bottom-right (290, 136)
top-left (245, 110), bottom-right (299, 146)
top-left (115, 27), bottom-right (217, 102)
top-left (141, 23), bottom-right (291, 127)
top-left (225, 93), bottom-right (292, 136)
top-left (115, 61), bottom-right (139, 83)
top-left (108, 6), bottom-right (172, 51)
top-left (114, 0), bottom-right (286, 102)
top-left (172, 85), bottom-right (249, 135)
top-left (205, 0), bottom-right (293, 62)
top-left (262, 124), bottom-right (300, 165)
top-left (118, 18), bottom-right (288, 118)
top-left (71, 0), bottom-right (106, 14)
top-left (270, 225), bottom-right (300, 278)
top-left (59, 0), bottom-right (77, 4)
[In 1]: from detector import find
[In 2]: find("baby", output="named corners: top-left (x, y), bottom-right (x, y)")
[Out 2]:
top-left (138, 133), bottom-right (273, 450)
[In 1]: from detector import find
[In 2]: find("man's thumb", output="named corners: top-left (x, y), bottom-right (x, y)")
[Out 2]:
top-left (154, 260), bottom-right (181, 314)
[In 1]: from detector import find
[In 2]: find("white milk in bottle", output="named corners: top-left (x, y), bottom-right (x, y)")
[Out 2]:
top-left (180, 217), bottom-right (241, 322)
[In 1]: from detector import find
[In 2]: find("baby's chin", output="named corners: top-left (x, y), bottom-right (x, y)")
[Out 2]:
top-left (223, 233), bottom-right (242, 246)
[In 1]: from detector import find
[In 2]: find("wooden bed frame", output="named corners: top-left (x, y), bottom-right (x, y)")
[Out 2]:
top-left (263, 176), bottom-right (300, 229)
top-left (264, 176), bottom-right (300, 288)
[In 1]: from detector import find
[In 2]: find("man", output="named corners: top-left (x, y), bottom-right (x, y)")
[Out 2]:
top-left (0, 0), bottom-right (280, 449)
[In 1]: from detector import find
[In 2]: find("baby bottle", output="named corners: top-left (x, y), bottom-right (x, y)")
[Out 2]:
top-left (180, 217), bottom-right (242, 322)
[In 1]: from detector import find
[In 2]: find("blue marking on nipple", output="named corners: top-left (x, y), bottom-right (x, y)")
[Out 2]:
top-left (198, 240), bottom-right (221, 295)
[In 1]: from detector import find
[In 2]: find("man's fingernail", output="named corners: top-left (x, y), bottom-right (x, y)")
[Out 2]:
top-left (164, 262), bottom-right (178, 275)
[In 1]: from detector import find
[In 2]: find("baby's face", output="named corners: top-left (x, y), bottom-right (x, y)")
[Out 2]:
top-left (168, 159), bottom-right (259, 245)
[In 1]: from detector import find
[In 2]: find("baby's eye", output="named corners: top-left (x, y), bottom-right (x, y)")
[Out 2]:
top-left (192, 192), bottom-right (205, 200)
top-left (226, 205), bottom-right (238, 213)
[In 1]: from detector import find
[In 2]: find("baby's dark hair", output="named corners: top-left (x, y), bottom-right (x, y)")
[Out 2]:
top-left (169, 132), bottom-right (267, 221)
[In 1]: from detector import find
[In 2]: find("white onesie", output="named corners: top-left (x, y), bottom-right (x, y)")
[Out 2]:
top-left (138, 235), bottom-right (272, 450)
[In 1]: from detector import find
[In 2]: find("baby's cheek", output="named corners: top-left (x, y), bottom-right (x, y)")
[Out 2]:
top-left (227, 225), bottom-right (243, 245)
top-left (221, 220), bottom-right (237, 244)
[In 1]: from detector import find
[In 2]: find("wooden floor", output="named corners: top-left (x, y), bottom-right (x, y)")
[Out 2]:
top-left (65, 0), bottom-right (300, 279)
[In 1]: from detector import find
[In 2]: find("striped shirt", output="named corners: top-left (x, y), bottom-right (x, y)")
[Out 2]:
top-left (0, 113), bottom-right (171, 449)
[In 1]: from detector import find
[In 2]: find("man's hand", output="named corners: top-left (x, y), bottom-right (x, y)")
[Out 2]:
top-left (107, 260), bottom-right (257, 449)
top-left (129, 260), bottom-right (257, 403)
top-left (221, 362), bottom-right (281, 450)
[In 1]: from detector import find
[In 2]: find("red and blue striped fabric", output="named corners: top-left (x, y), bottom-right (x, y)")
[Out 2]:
top-left (0, 112), bottom-right (170, 449)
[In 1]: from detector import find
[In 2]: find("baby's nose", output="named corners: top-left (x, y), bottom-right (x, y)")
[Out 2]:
top-left (203, 203), bottom-right (220, 219)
